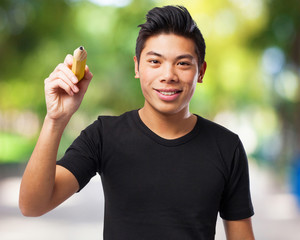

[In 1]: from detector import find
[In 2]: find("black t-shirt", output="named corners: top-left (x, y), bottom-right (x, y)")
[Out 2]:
top-left (57, 110), bottom-right (254, 239)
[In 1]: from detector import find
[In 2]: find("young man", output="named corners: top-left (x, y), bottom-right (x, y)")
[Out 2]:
top-left (19, 5), bottom-right (255, 240)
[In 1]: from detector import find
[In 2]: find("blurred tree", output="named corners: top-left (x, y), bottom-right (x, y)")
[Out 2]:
top-left (0, 0), bottom-right (74, 112)
top-left (248, 0), bottom-right (300, 175)
top-left (0, 0), bottom-right (75, 162)
top-left (0, 0), bottom-right (155, 162)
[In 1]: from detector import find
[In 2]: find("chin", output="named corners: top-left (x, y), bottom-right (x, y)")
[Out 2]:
top-left (154, 105), bottom-right (187, 116)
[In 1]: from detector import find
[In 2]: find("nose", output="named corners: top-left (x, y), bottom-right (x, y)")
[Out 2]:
top-left (160, 64), bottom-right (178, 83)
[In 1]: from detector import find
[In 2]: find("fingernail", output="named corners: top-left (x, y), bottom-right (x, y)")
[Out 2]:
top-left (72, 76), bottom-right (78, 83)
top-left (73, 85), bottom-right (79, 92)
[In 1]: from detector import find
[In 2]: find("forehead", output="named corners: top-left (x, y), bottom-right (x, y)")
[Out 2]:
top-left (141, 33), bottom-right (197, 58)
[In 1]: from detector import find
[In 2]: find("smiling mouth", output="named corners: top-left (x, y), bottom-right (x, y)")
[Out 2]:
top-left (155, 89), bottom-right (182, 96)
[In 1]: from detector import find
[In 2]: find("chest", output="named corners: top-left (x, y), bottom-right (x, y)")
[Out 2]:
top-left (100, 138), bottom-right (227, 213)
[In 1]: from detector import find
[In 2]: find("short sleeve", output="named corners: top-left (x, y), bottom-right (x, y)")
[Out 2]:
top-left (219, 140), bottom-right (254, 220)
top-left (57, 119), bottom-right (102, 192)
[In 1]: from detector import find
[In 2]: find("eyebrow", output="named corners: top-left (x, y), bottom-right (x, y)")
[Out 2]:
top-left (145, 51), bottom-right (194, 61)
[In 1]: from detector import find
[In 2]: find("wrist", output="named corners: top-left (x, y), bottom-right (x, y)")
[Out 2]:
top-left (44, 114), bottom-right (70, 133)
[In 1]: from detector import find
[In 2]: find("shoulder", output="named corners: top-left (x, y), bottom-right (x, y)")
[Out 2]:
top-left (82, 110), bottom-right (135, 129)
top-left (96, 110), bottom-right (136, 130)
top-left (197, 115), bottom-right (240, 144)
top-left (195, 115), bottom-right (244, 164)
top-left (77, 110), bottom-right (135, 140)
top-left (88, 110), bottom-right (139, 140)
top-left (98, 110), bottom-right (135, 123)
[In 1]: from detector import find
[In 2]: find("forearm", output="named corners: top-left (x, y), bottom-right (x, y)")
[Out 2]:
top-left (19, 115), bottom-right (69, 216)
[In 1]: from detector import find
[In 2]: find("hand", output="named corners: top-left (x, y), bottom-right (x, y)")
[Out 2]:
top-left (44, 54), bottom-right (93, 123)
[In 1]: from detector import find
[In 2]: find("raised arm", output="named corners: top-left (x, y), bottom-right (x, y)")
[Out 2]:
top-left (19, 54), bottom-right (93, 216)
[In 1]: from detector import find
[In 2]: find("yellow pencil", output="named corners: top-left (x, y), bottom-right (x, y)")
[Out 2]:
top-left (72, 46), bottom-right (87, 81)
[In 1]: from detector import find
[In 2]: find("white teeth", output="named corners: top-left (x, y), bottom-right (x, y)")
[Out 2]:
top-left (160, 91), bottom-right (177, 96)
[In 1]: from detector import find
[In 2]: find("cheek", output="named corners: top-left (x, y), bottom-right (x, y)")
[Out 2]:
top-left (139, 68), bottom-right (157, 86)
top-left (139, 74), bottom-right (149, 88)
top-left (182, 72), bottom-right (198, 87)
top-left (182, 74), bottom-right (198, 98)
top-left (139, 72), bottom-right (152, 96)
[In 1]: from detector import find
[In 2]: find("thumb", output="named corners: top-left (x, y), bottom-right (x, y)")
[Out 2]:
top-left (77, 66), bottom-right (93, 95)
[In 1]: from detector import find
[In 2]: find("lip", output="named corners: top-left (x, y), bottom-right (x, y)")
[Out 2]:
top-left (154, 88), bottom-right (182, 101)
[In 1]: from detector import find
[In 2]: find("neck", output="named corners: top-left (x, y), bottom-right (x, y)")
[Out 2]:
top-left (138, 106), bottom-right (197, 140)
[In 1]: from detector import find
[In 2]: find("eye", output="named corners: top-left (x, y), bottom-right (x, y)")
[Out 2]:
top-left (178, 61), bottom-right (190, 66)
top-left (149, 59), bottom-right (160, 64)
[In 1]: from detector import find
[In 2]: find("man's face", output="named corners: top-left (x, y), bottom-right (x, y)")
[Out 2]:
top-left (134, 33), bottom-right (206, 116)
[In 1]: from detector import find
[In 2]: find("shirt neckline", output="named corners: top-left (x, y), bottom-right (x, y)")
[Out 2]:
top-left (131, 109), bottom-right (201, 147)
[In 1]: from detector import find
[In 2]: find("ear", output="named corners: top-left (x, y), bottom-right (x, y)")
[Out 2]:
top-left (133, 56), bottom-right (140, 78)
top-left (197, 61), bottom-right (207, 83)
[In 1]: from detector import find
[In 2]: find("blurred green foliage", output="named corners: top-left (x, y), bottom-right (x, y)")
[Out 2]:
top-left (0, 0), bottom-right (300, 183)
top-left (0, 0), bottom-right (154, 162)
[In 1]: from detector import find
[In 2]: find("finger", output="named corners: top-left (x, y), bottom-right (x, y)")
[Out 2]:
top-left (49, 69), bottom-right (79, 93)
top-left (77, 76), bottom-right (92, 97)
top-left (54, 63), bottom-right (78, 84)
top-left (77, 67), bottom-right (93, 95)
top-left (77, 65), bottom-right (93, 87)
top-left (64, 54), bottom-right (73, 69)
top-left (59, 71), bottom-right (79, 93)
top-left (47, 77), bottom-right (75, 97)
top-left (83, 65), bottom-right (93, 81)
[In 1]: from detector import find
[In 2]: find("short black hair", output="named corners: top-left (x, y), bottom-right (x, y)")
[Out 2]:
top-left (135, 5), bottom-right (206, 67)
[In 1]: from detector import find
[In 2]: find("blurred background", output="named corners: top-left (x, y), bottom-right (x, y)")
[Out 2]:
top-left (1, 0), bottom-right (300, 239)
